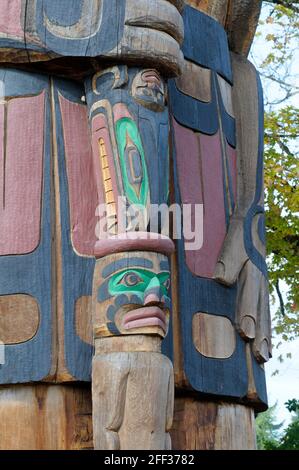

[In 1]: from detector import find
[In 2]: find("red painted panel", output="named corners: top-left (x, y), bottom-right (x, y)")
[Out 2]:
top-left (226, 142), bottom-right (237, 202)
top-left (0, 93), bottom-right (45, 255)
top-left (173, 118), bottom-right (227, 278)
top-left (0, 104), bottom-right (4, 213)
top-left (0, 0), bottom-right (23, 38)
top-left (59, 94), bottom-right (98, 256)
top-left (113, 103), bottom-right (132, 122)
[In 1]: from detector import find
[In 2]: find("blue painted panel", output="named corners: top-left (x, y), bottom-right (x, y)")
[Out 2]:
top-left (43, 0), bottom-right (84, 27)
top-left (54, 80), bottom-right (95, 381)
top-left (0, 69), bottom-right (49, 97)
top-left (252, 352), bottom-right (268, 408)
top-left (171, 136), bottom-right (248, 398)
top-left (169, 73), bottom-right (236, 148)
top-left (182, 6), bottom-right (233, 83)
top-left (0, 70), bottom-right (52, 384)
top-left (36, 0), bottom-right (125, 57)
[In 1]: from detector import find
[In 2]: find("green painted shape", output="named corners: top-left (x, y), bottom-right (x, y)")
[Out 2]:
top-left (115, 118), bottom-right (149, 206)
top-left (108, 268), bottom-right (170, 302)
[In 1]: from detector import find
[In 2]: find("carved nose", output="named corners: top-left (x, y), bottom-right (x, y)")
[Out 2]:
top-left (143, 277), bottom-right (164, 306)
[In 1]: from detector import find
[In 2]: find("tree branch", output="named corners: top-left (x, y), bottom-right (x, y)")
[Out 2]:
top-left (275, 279), bottom-right (286, 316)
top-left (264, 0), bottom-right (299, 14)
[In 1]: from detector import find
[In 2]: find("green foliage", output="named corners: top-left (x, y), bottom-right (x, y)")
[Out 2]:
top-left (256, 403), bottom-right (284, 449)
top-left (256, 399), bottom-right (299, 450)
top-left (252, 2), bottom-right (299, 339)
top-left (285, 399), bottom-right (299, 413)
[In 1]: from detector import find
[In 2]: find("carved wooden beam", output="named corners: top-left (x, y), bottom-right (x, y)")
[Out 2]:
top-left (85, 66), bottom-right (175, 449)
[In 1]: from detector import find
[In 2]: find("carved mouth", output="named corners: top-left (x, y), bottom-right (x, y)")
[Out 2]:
top-left (122, 306), bottom-right (167, 332)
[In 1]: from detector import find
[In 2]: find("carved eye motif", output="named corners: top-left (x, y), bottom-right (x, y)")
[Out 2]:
top-left (132, 69), bottom-right (166, 112)
top-left (120, 272), bottom-right (143, 287)
top-left (163, 278), bottom-right (171, 291)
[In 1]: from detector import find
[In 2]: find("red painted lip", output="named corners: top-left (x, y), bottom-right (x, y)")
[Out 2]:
top-left (123, 306), bottom-right (167, 333)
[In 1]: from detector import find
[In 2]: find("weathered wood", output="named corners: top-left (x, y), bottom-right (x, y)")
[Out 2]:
top-left (171, 398), bottom-right (257, 450)
top-left (0, 0), bottom-right (184, 77)
top-left (226, 1), bottom-right (262, 56)
top-left (169, 6), bottom-right (269, 409)
top-left (93, 345), bottom-right (174, 450)
top-left (217, 74), bottom-right (235, 118)
top-left (93, 251), bottom-right (171, 339)
top-left (75, 296), bottom-right (93, 346)
top-left (0, 0), bottom-right (269, 452)
top-left (0, 70), bottom-right (96, 384)
top-left (184, 1), bottom-right (262, 56)
top-left (175, 60), bottom-right (212, 103)
top-left (0, 384), bottom-right (92, 450)
top-left (182, 5), bottom-right (233, 83)
top-left (0, 92), bottom-right (45, 255)
top-left (0, 295), bottom-right (40, 345)
top-left (192, 313), bottom-right (236, 359)
top-left (85, 66), bottom-right (171, 241)
top-left (214, 53), bottom-right (272, 364)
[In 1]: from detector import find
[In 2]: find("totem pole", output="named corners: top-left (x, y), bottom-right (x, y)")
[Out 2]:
top-left (169, 1), bottom-right (272, 449)
top-left (0, 0), bottom-right (271, 451)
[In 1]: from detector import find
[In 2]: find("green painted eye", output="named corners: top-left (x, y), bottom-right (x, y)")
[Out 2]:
top-left (120, 272), bottom-right (143, 287)
top-left (163, 278), bottom-right (171, 291)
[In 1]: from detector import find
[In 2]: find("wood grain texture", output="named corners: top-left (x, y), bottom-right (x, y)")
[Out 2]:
top-left (59, 93), bottom-right (98, 257)
top-left (182, 5), bottom-right (232, 83)
top-left (170, 86), bottom-right (250, 400)
top-left (0, 384), bottom-right (92, 450)
top-left (175, 60), bottom-right (212, 103)
top-left (169, 43), bottom-right (236, 148)
top-left (53, 79), bottom-right (95, 382)
top-left (0, 295), bottom-right (40, 345)
top-left (185, 0), bottom-right (229, 25)
top-left (0, 69), bottom-right (52, 384)
top-left (92, 349), bottom-right (174, 450)
top-left (0, 0), bottom-right (184, 77)
top-left (0, 0), bottom-right (24, 39)
top-left (184, 1), bottom-right (262, 56)
top-left (217, 74), bottom-right (234, 118)
top-left (226, 1), bottom-right (262, 56)
top-left (86, 66), bottom-right (170, 242)
top-left (92, 251), bottom-right (171, 339)
top-left (214, 54), bottom-right (271, 364)
top-left (0, 71), bottom-right (96, 384)
top-left (75, 296), bottom-right (93, 346)
top-left (171, 398), bottom-right (257, 450)
top-left (192, 313), bottom-right (236, 359)
top-left (0, 92), bottom-right (45, 256)
top-left (172, 121), bottom-right (227, 278)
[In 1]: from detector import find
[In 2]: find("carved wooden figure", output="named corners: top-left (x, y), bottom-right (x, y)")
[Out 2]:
top-left (92, 251), bottom-right (174, 450)
top-left (0, 0), bottom-right (271, 451)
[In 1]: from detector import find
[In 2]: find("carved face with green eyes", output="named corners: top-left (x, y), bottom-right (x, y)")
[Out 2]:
top-left (93, 252), bottom-right (171, 339)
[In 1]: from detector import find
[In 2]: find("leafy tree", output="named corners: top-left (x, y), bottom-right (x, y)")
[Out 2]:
top-left (256, 403), bottom-right (284, 449)
top-left (251, 1), bottom-right (299, 341)
top-left (256, 399), bottom-right (299, 450)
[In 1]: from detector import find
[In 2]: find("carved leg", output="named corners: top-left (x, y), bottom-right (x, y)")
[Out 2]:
top-left (93, 343), bottom-right (174, 450)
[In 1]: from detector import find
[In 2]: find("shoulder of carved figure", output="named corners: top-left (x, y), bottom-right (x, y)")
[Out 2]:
top-left (183, 0), bottom-right (262, 56)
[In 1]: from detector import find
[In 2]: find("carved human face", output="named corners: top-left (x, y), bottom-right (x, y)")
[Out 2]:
top-left (93, 252), bottom-right (171, 339)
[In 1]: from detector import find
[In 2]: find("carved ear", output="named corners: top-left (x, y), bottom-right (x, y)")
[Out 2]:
top-left (91, 66), bottom-right (129, 96)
